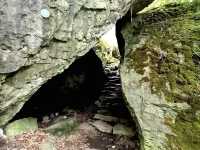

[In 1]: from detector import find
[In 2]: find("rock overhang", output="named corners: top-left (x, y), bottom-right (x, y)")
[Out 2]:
top-left (0, 0), bottom-right (154, 127)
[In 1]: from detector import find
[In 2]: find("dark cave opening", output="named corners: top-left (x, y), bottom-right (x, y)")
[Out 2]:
top-left (12, 46), bottom-right (134, 124)
top-left (11, 17), bottom-right (134, 125)
top-left (13, 50), bottom-right (106, 121)
top-left (12, 47), bottom-right (133, 122)
top-left (8, 22), bottom-right (140, 149)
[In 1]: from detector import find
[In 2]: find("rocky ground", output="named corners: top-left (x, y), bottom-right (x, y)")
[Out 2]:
top-left (0, 124), bottom-right (137, 150)
top-left (0, 66), bottom-right (138, 150)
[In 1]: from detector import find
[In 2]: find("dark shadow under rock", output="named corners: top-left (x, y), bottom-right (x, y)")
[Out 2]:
top-left (13, 50), bottom-right (105, 120)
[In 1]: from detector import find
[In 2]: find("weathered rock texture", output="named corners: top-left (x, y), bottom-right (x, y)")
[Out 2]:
top-left (121, 2), bottom-right (200, 150)
top-left (0, 0), bottom-right (154, 126)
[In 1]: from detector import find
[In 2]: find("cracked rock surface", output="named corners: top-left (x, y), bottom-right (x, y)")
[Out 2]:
top-left (120, 2), bottom-right (200, 150)
top-left (0, 0), bottom-right (154, 127)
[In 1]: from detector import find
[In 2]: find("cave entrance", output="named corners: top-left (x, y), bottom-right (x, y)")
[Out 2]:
top-left (13, 50), bottom-right (105, 121)
top-left (13, 48), bottom-right (133, 124)
top-left (10, 23), bottom-right (139, 150)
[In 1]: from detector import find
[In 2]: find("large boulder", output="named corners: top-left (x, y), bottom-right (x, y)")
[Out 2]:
top-left (0, 0), bottom-right (153, 126)
top-left (121, 2), bottom-right (200, 150)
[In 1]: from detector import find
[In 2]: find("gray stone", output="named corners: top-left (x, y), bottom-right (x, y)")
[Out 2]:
top-left (0, 50), bottom-right (26, 73)
top-left (42, 116), bottom-right (50, 124)
top-left (113, 124), bottom-right (135, 137)
top-left (91, 120), bottom-right (112, 134)
top-left (0, 0), bottom-right (153, 127)
top-left (78, 122), bottom-right (98, 138)
top-left (78, 122), bottom-right (95, 131)
top-left (44, 118), bottom-right (78, 136)
top-left (84, 0), bottom-right (107, 10)
top-left (93, 114), bottom-right (118, 123)
top-left (5, 117), bottom-right (38, 137)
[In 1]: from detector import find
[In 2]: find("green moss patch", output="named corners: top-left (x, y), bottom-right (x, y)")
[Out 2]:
top-left (168, 115), bottom-right (200, 150)
top-left (123, 3), bottom-right (200, 149)
top-left (44, 118), bottom-right (79, 137)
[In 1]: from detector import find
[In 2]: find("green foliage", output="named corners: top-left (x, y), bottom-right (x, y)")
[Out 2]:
top-left (193, 0), bottom-right (200, 11)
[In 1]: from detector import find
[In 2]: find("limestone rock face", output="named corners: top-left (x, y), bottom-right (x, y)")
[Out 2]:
top-left (120, 3), bottom-right (200, 150)
top-left (0, 0), bottom-right (154, 126)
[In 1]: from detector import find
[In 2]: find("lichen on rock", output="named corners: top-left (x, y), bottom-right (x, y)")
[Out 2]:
top-left (121, 2), bottom-right (200, 150)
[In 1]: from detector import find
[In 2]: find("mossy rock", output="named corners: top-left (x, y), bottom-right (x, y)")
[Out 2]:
top-left (121, 2), bottom-right (200, 150)
top-left (5, 117), bottom-right (38, 137)
top-left (44, 118), bottom-right (78, 136)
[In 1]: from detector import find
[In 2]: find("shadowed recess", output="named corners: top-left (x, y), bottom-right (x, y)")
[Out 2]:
top-left (13, 50), bottom-right (106, 120)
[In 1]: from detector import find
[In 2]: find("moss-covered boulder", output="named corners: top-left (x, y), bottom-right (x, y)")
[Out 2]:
top-left (121, 2), bottom-right (200, 150)
top-left (43, 118), bottom-right (78, 136)
top-left (5, 117), bottom-right (38, 137)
